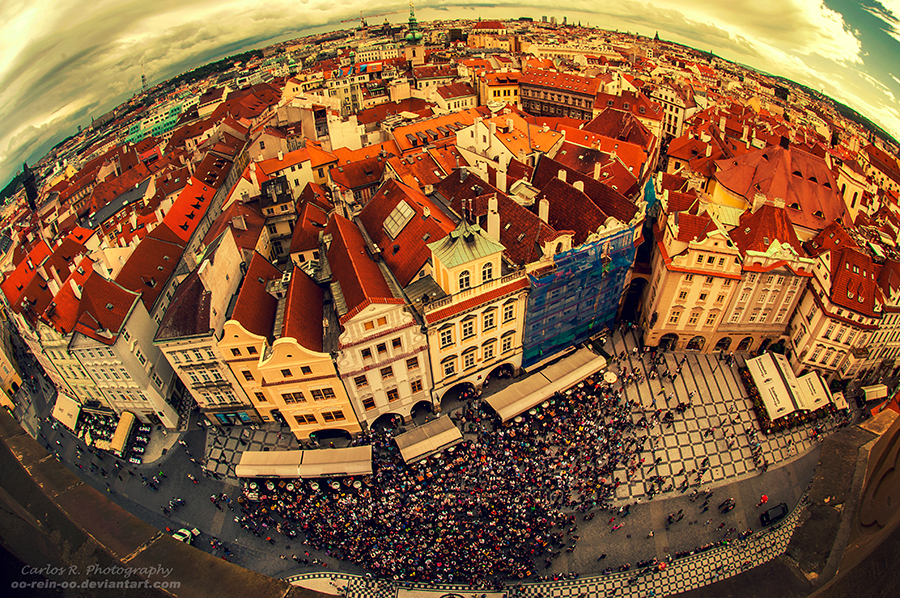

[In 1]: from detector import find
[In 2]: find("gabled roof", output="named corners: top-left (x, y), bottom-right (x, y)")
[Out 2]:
top-left (154, 266), bottom-right (211, 341)
top-left (532, 156), bottom-right (639, 224)
top-left (40, 257), bottom-right (94, 334)
top-left (202, 201), bottom-right (266, 256)
top-left (257, 148), bottom-right (310, 177)
top-left (674, 212), bottom-right (717, 243)
top-left (534, 177), bottom-right (609, 246)
top-left (1, 240), bottom-right (53, 306)
top-left (230, 252), bottom-right (281, 338)
top-left (583, 109), bottom-right (654, 149)
top-left (436, 171), bottom-right (568, 266)
top-left (298, 182), bottom-right (333, 212)
top-left (162, 176), bottom-right (218, 243)
top-left (114, 223), bottom-right (186, 312)
top-left (289, 202), bottom-right (328, 255)
top-left (72, 274), bottom-right (141, 345)
top-left (427, 219), bottom-right (505, 268)
top-left (330, 155), bottom-right (385, 191)
top-left (358, 179), bottom-right (456, 287)
top-left (281, 268), bottom-right (324, 351)
top-left (829, 247), bottom-right (878, 317)
top-left (804, 221), bottom-right (857, 257)
top-left (729, 205), bottom-right (803, 255)
top-left (436, 82), bottom-right (475, 100)
top-left (326, 214), bottom-right (403, 326)
top-left (519, 69), bottom-right (602, 96)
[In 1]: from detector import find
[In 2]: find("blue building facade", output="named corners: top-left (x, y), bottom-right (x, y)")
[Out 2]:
top-left (522, 226), bottom-right (638, 367)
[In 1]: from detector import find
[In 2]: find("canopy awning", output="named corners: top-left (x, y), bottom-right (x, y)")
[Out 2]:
top-left (394, 416), bottom-right (463, 464)
top-left (746, 353), bottom-right (797, 420)
top-left (487, 348), bottom-right (607, 422)
top-left (235, 450), bottom-right (304, 478)
top-left (795, 372), bottom-right (831, 411)
top-left (863, 384), bottom-right (889, 402)
top-left (297, 446), bottom-right (373, 478)
top-left (52, 394), bottom-right (81, 432)
top-left (109, 412), bottom-right (136, 455)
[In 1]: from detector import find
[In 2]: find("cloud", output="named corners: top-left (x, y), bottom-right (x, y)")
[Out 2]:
top-left (863, 1), bottom-right (900, 42)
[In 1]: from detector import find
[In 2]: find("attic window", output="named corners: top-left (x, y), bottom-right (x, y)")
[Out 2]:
top-left (106, 303), bottom-right (114, 310)
top-left (744, 227), bottom-right (751, 234)
top-left (808, 176), bottom-right (817, 183)
top-left (789, 203), bottom-right (801, 210)
top-left (792, 171), bottom-right (802, 177)
top-left (813, 210), bottom-right (825, 218)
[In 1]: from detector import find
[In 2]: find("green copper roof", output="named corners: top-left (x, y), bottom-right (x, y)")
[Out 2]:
top-left (427, 220), bottom-right (505, 268)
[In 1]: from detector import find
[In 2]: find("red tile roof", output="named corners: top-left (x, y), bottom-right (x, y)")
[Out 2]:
top-left (583, 109), bottom-right (654, 149)
top-left (829, 247), bottom-right (878, 317)
top-left (594, 91), bottom-right (662, 122)
top-left (326, 214), bottom-right (403, 326)
top-left (532, 157), bottom-right (639, 225)
top-left (330, 155), bottom-right (386, 191)
top-left (729, 205), bottom-right (803, 255)
top-left (436, 171), bottom-right (569, 266)
top-left (358, 179), bottom-right (456, 287)
top-left (298, 182), bottom-right (334, 212)
top-left (675, 212), bottom-right (717, 243)
top-left (281, 268), bottom-right (324, 352)
top-left (520, 69), bottom-right (602, 97)
top-left (289, 202), bottom-right (327, 255)
top-left (72, 275), bottom-right (142, 345)
top-left (436, 82), bottom-right (475, 100)
top-left (162, 176), bottom-right (218, 243)
top-left (231, 252), bottom-right (281, 338)
top-left (1, 240), bottom-right (52, 306)
top-left (534, 177), bottom-right (609, 246)
top-left (355, 99), bottom-right (435, 126)
top-left (114, 223), bottom-right (186, 311)
top-left (714, 146), bottom-right (846, 234)
top-left (202, 201), bottom-right (266, 256)
top-left (40, 257), bottom-right (95, 334)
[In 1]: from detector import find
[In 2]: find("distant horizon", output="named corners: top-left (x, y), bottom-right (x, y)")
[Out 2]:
top-left (3, 1), bottom-right (900, 188)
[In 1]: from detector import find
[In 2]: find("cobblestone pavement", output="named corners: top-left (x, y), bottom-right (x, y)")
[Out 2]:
top-left (204, 423), bottom-right (301, 482)
top-left (607, 328), bottom-right (844, 501)
top-left (286, 493), bottom-right (804, 598)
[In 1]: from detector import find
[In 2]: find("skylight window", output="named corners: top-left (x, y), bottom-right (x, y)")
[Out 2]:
top-left (383, 200), bottom-right (416, 239)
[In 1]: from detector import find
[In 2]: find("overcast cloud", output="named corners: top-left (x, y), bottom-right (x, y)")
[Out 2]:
top-left (1, 1), bottom-right (899, 188)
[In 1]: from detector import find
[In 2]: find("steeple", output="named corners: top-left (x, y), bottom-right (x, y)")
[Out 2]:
top-left (141, 60), bottom-right (147, 93)
top-left (405, 1), bottom-right (423, 45)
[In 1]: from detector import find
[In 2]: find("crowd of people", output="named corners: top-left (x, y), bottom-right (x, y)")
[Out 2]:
top-left (233, 366), bottom-right (735, 585)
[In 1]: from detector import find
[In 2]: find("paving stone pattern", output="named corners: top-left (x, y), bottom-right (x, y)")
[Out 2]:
top-left (204, 425), bottom-right (300, 481)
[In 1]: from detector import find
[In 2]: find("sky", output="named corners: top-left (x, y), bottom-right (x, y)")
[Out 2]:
top-left (2, 0), bottom-right (900, 189)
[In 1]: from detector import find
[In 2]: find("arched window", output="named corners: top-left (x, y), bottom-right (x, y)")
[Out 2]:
top-left (555, 242), bottom-right (563, 254)
top-left (459, 270), bottom-right (471, 291)
top-left (482, 262), bottom-right (493, 283)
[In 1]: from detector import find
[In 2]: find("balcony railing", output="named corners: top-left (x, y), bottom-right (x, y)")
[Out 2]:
top-left (424, 270), bottom-right (526, 314)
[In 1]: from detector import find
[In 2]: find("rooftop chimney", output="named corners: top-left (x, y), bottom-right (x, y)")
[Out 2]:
top-left (573, 180), bottom-right (584, 192)
top-left (539, 197), bottom-right (550, 224)
top-left (557, 169), bottom-right (567, 183)
top-left (487, 195), bottom-right (500, 243)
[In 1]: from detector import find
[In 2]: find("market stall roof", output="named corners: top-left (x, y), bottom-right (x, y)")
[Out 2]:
top-left (862, 384), bottom-right (889, 402)
top-left (394, 416), bottom-right (463, 464)
top-left (487, 348), bottom-right (607, 422)
top-left (745, 352), bottom-right (797, 420)
top-left (297, 446), bottom-right (373, 478)
top-left (795, 372), bottom-right (832, 411)
top-left (235, 450), bottom-right (303, 478)
top-left (51, 394), bottom-right (81, 431)
top-left (109, 412), bottom-right (136, 455)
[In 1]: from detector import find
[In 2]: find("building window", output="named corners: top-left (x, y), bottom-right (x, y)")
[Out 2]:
top-left (301, 366), bottom-right (312, 375)
top-left (322, 410), bottom-right (345, 422)
top-left (462, 318), bottom-right (475, 339)
top-left (459, 270), bottom-right (471, 291)
top-left (354, 375), bottom-right (368, 389)
top-left (669, 310), bottom-right (682, 325)
top-left (295, 414), bottom-right (317, 425)
top-left (824, 323), bottom-right (834, 339)
top-left (502, 332), bottom-right (514, 353)
top-left (282, 392), bottom-right (305, 404)
top-left (749, 309), bottom-right (759, 323)
top-left (247, 346), bottom-right (258, 355)
top-left (392, 338), bottom-right (402, 350)
top-left (484, 310), bottom-right (496, 330)
top-left (443, 359), bottom-right (456, 377)
top-left (463, 350), bottom-right (477, 369)
top-left (484, 341), bottom-right (496, 360)
top-left (834, 327), bottom-right (846, 343)
top-left (707, 256), bottom-right (715, 264)
top-left (678, 291), bottom-right (688, 300)
top-left (254, 392), bottom-right (267, 402)
top-left (688, 311), bottom-right (701, 325)
top-left (440, 328), bottom-right (453, 348)
top-left (410, 379), bottom-right (423, 393)
top-left (242, 371), bottom-right (254, 381)
top-left (830, 353), bottom-right (842, 367)
top-left (311, 388), bottom-right (336, 401)
top-left (716, 294), bottom-right (725, 303)
top-left (377, 342), bottom-right (387, 355)
top-left (685, 274), bottom-right (694, 282)
top-left (706, 313), bottom-right (717, 326)
top-left (503, 302), bottom-right (515, 322)
top-left (699, 293), bottom-right (708, 301)
top-left (281, 368), bottom-right (292, 377)
top-left (387, 388), bottom-right (400, 402)
top-left (231, 348), bottom-right (241, 356)
top-left (380, 366), bottom-right (394, 379)
top-left (361, 347), bottom-right (373, 360)
top-left (482, 262), bottom-right (493, 282)
top-left (363, 397), bottom-right (376, 411)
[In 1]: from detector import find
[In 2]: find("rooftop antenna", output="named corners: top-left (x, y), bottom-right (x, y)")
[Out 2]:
top-left (141, 60), bottom-right (147, 93)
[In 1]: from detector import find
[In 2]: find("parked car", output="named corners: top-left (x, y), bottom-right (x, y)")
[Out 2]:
top-left (128, 456), bottom-right (142, 465)
top-left (137, 425), bottom-right (151, 434)
top-left (760, 503), bottom-right (789, 526)
top-left (171, 528), bottom-right (199, 544)
top-left (131, 446), bottom-right (145, 455)
top-left (133, 436), bottom-right (149, 445)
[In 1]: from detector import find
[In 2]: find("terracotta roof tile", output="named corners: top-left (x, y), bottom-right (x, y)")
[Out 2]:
top-left (72, 275), bottom-right (141, 345)
top-left (114, 223), bottom-right (186, 311)
top-left (231, 252), bottom-right (281, 338)
top-left (729, 205), bottom-right (803, 255)
top-left (532, 157), bottom-right (639, 225)
top-left (281, 268), bottom-right (324, 351)
top-left (830, 247), bottom-right (878, 317)
top-left (358, 179), bottom-right (456, 287)
top-left (675, 212), bottom-right (716, 243)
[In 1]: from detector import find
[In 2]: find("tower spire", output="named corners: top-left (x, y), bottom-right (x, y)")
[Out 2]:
top-left (141, 60), bottom-right (147, 93)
